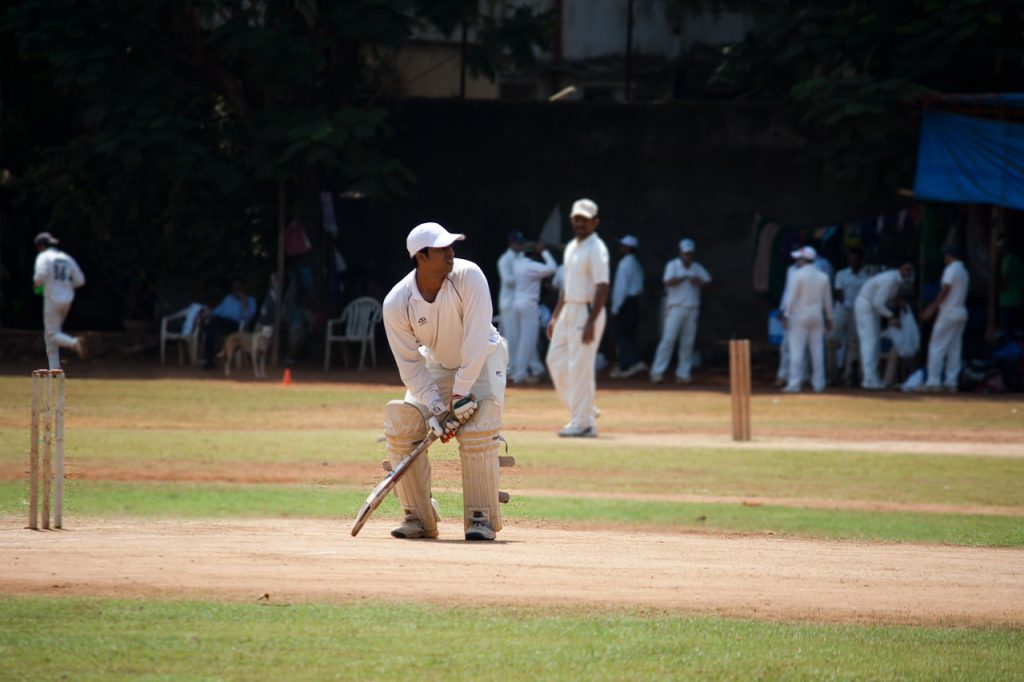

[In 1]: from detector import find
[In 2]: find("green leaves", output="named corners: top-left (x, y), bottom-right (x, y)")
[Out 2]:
top-left (714, 0), bottom-right (1024, 194)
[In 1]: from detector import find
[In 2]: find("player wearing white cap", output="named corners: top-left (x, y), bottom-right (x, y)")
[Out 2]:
top-left (546, 198), bottom-right (610, 438)
top-left (381, 222), bottom-right (509, 541)
top-left (854, 261), bottom-right (915, 389)
top-left (649, 238), bottom-right (711, 384)
top-left (32, 232), bottom-right (88, 369)
top-left (919, 245), bottom-right (969, 392)
top-left (783, 246), bottom-right (833, 393)
top-left (510, 241), bottom-right (557, 384)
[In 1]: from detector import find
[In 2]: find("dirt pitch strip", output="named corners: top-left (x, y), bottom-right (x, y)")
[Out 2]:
top-left (2, 518), bottom-right (1022, 627)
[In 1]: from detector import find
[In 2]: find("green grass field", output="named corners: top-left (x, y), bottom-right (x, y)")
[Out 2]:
top-left (2, 598), bottom-right (1022, 681)
top-left (2, 375), bottom-right (1023, 679)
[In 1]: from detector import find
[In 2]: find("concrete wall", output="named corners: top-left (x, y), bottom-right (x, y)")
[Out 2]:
top-left (340, 99), bottom-right (896, 367)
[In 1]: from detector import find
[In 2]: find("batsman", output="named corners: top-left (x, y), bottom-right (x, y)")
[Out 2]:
top-left (378, 222), bottom-right (509, 541)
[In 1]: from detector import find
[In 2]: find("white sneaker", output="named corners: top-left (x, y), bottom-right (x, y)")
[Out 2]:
top-left (650, 374), bottom-right (664, 384)
top-left (675, 376), bottom-right (692, 385)
top-left (622, 361), bottom-right (648, 378)
top-left (390, 514), bottom-right (438, 539)
top-left (608, 367), bottom-right (625, 379)
top-left (782, 385), bottom-right (800, 393)
top-left (465, 514), bottom-right (495, 541)
top-left (558, 425), bottom-right (597, 438)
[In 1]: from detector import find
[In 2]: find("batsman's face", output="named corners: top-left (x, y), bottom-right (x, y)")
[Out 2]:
top-left (571, 215), bottom-right (599, 240)
top-left (420, 245), bottom-right (455, 275)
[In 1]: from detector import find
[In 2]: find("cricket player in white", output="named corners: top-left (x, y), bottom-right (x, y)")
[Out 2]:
top-left (920, 246), bottom-right (969, 391)
top-left (854, 261), bottom-right (915, 389)
top-left (546, 198), bottom-right (610, 438)
top-left (381, 222), bottom-right (508, 541)
top-left (650, 238), bottom-right (711, 384)
top-left (783, 246), bottom-right (833, 393)
top-left (830, 249), bottom-right (869, 382)
top-left (32, 232), bottom-right (87, 369)
top-left (510, 241), bottom-right (557, 384)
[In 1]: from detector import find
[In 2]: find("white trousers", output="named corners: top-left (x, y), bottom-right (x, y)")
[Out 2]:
top-left (403, 339), bottom-right (509, 414)
top-left (501, 303), bottom-right (543, 378)
top-left (43, 299), bottom-right (76, 369)
top-left (786, 314), bottom-right (826, 392)
top-left (830, 305), bottom-right (856, 371)
top-left (926, 307), bottom-right (968, 388)
top-left (546, 303), bottom-right (606, 431)
top-left (510, 299), bottom-right (541, 383)
top-left (854, 298), bottom-right (882, 387)
top-left (651, 304), bottom-right (699, 380)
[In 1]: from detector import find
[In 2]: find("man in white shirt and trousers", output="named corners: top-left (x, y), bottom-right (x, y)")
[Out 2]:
top-left (32, 232), bottom-right (88, 369)
top-left (830, 248), bottom-right (869, 383)
top-left (783, 246), bottom-right (833, 393)
top-left (546, 198), bottom-right (610, 438)
top-left (609, 234), bottom-right (646, 379)
top-left (381, 222), bottom-right (509, 541)
top-left (855, 261), bottom-right (915, 389)
top-left (510, 241), bottom-right (557, 384)
top-left (650, 239), bottom-right (711, 384)
top-left (919, 245), bottom-right (969, 392)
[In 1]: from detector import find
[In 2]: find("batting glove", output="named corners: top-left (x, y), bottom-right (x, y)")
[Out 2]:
top-left (450, 394), bottom-right (478, 424)
top-left (427, 400), bottom-right (461, 442)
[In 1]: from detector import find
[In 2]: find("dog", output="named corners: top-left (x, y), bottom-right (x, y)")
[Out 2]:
top-left (220, 325), bottom-right (274, 378)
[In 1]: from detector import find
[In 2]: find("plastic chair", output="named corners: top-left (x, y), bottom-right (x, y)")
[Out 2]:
top-left (324, 297), bottom-right (382, 371)
top-left (160, 304), bottom-right (209, 366)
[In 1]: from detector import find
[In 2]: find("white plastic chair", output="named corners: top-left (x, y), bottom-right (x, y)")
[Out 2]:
top-left (160, 304), bottom-right (209, 366)
top-left (324, 297), bottom-right (382, 371)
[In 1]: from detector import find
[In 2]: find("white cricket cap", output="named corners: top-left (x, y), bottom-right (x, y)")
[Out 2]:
top-left (679, 238), bottom-right (695, 253)
top-left (619, 235), bottom-right (639, 248)
top-left (790, 245), bottom-right (817, 260)
top-left (570, 198), bottom-right (598, 219)
top-left (406, 222), bottom-right (465, 258)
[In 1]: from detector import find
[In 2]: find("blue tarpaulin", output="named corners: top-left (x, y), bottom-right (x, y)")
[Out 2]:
top-left (913, 110), bottom-right (1024, 210)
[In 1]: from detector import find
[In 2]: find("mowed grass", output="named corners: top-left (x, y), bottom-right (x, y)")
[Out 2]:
top-left (1, 597), bottom-right (1022, 681)
top-left (1, 376), bottom-right (1023, 546)
top-left (2, 480), bottom-right (1023, 547)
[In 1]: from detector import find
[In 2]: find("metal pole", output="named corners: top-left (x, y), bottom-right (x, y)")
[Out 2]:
top-left (625, 0), bottom-right (634, 101)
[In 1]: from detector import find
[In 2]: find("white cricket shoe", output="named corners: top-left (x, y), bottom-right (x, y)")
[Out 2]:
top-left (390, 514), bottom-right (438, 539)
top-left (465, 515), bottom-right (495, 541)
top-left (558, 424), bottom-right (597, 438)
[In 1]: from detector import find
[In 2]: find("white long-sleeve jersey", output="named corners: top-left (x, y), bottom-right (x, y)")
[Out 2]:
top-left (512, 250), bottom-right (556, 306)
top-left (33, 247), bottom-right (85, 305)
top-left (784, 263), bottom-right (833, 322)
top-left (496, 248), bottom-right (519, 313)
top-left (856, 270), bottom-right (903, 318)
top-left (383, 258), bottom-right (501, 405)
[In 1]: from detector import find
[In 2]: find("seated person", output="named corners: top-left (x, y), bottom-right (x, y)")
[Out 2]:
top-left (203, 279), bottom-right (256, 368)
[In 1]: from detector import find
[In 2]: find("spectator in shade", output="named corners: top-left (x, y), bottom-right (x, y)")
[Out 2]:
top-left (608, 235), bottom-right (646, 379)
top-left (203, 279), bottom-right (257, 369)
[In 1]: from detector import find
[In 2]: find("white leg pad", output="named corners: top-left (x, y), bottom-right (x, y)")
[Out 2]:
top-left (456, 400), bottom-right (503, 533)
top-left (384, 400), bottom-right (437, 534)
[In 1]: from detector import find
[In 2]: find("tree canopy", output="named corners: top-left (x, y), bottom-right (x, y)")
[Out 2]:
top-left (711, 0), bottom-right (1024, 193)
top-left (1, 0), bottom-right (551, 318)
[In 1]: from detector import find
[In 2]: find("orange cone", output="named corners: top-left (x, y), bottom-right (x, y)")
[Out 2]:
top-left (282, 368), bottom-right (293, 386)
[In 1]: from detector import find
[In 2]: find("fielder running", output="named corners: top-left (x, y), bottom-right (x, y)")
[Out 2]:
top-left (32, 232), bottom-right (87, 369)
top-left (546, 198), bottom-right (609, 438)
top-left (381, 222), bottom-right (509, 541)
